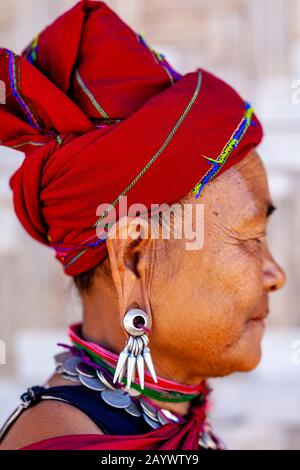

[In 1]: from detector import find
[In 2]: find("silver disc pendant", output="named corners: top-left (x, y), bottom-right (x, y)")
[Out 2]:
top-left (124, 401), bottom-right (143, 417)
top-left (143, 412), bottom-right (161, 429)
top-left (63, 356), bottom-right (82, 376)
top-left (76, 362), bottom-right (97, 378)
top-left (159, 408), bottom-right (180, 423)
top-left (61, 372), bottom-right (81, 383)
top-left (79, 374), bottom-right (107, 391)
top-left (101, 389), bottom-right (132, 409)
top-left (157, 409), bottom-right (172, 425)
top-left (96, 370), bottom-right (116, 390)
top-left (54, 351), bottom-right (72, 366)
top-left (55, 364), bottom-right (64, 374)
top-left (140, 399), bottom-right (160, 422)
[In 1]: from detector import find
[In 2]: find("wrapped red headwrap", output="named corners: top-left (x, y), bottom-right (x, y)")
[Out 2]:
top-left (0, 0), bottom-right (263, 276)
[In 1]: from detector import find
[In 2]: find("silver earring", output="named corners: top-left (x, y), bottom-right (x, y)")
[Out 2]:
top-left (113, 308), bottom-right (157, 390)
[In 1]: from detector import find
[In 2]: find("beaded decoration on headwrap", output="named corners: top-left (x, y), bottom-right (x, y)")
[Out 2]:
top-left (192, 102), bottom-right (255, 198)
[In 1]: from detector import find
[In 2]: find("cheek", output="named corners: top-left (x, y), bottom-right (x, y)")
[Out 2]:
top-left (150, 254), bottom-right (242, 356)
top-left (196, 247), bottom-right (265, 372)
top-left (211, 241), bottom-right (263, 311)
top-left (233, 245), bottom-right (264, 315)
top-left (149, 241), bottom-right (265, 374)
top-left (186, 248), bottom-right (262, 356)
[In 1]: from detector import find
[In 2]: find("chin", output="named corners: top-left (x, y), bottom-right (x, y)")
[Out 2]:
top-left (232, 318), bottom-right (265, 372)
top-left (237, 348), bottom-right (262, 372)
top-left (209, 336), bottom-right (263, 377)
top-left (234, 338), bottom-right (263, 372)
top-left (216, 352), bottom-right (262, 377)
top-left (202, 349), bottom-right (262, 378)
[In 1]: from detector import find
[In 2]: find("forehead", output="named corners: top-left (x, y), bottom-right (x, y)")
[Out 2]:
top-left (190, 150), bottom-right (271, 224)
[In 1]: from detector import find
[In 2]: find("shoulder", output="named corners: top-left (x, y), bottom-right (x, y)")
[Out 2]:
top-left (0, 377), bottom-right (104, 450)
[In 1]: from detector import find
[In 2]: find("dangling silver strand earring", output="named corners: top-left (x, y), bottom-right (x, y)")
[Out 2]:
top-left (113, 308), bottom-right (157, 390)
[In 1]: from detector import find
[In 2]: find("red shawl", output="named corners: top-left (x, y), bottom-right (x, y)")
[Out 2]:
top-left (21, 389), bottom-right (209, 450)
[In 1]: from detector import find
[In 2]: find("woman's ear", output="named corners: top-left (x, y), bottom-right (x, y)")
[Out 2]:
top-left (105, 216), bottom-right (152, 321)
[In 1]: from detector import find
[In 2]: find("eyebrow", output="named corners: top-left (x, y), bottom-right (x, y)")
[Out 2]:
top-left (266, 202), bottom-right (277, 218)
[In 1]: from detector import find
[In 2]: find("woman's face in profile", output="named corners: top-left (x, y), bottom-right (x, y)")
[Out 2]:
top-left (148, 151), bottom-right (286, 381)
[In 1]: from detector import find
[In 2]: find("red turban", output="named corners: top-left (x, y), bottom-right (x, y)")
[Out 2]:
top-left (0, 0), bottom-right (263, 276)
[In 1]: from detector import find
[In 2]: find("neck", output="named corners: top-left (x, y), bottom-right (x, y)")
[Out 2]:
top-left (81, 314), bottom-right (205, 418)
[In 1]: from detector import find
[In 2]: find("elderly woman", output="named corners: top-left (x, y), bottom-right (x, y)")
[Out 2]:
top-left (0, 0), bottom-right (285, 450)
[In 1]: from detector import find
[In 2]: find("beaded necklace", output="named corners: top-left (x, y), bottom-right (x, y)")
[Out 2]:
top-left (52, 323), bottom-right (224, 449)
top-left (59, 322), bottom-right (208, 403)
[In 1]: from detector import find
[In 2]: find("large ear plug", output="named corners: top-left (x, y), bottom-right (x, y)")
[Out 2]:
top-left (113, 308), bottom-right (157, 389)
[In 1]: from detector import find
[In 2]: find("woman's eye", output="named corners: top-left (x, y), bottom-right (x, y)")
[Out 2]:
top-left (252, 233), bottom-right (266, 243)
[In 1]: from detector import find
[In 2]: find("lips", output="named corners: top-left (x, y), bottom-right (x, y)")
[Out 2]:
top-left (250, 309), bottom-right (269, 322)
top-left (247, 295), bottom-right (270, 322)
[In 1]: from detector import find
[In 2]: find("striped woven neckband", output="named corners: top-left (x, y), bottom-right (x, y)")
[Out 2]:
top-left (65, 322), bottom-right (209, 403)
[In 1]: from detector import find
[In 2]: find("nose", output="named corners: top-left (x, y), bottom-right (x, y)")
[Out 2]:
top-left (263, 253), bottom-right (286, 292)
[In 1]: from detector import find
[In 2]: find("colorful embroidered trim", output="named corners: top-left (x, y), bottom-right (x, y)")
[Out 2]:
top-left (192, 102), bottom-right (254, 198)
top-left (63, 70), bottom-right (203, 270)
top-left (56, 135), bottom-right (63, 145)
top-left (137, 33), bottom-right (182, 85)
top-left (75, 69), bottom-right (110, 119)
top-left (6, 49), bottom-right (41, 130)
top-left (22, 34), bottom-right (39, 65)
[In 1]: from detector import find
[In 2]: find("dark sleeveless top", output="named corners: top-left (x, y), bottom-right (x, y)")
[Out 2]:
top-left (0, 384), bottom-right (152, 442)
